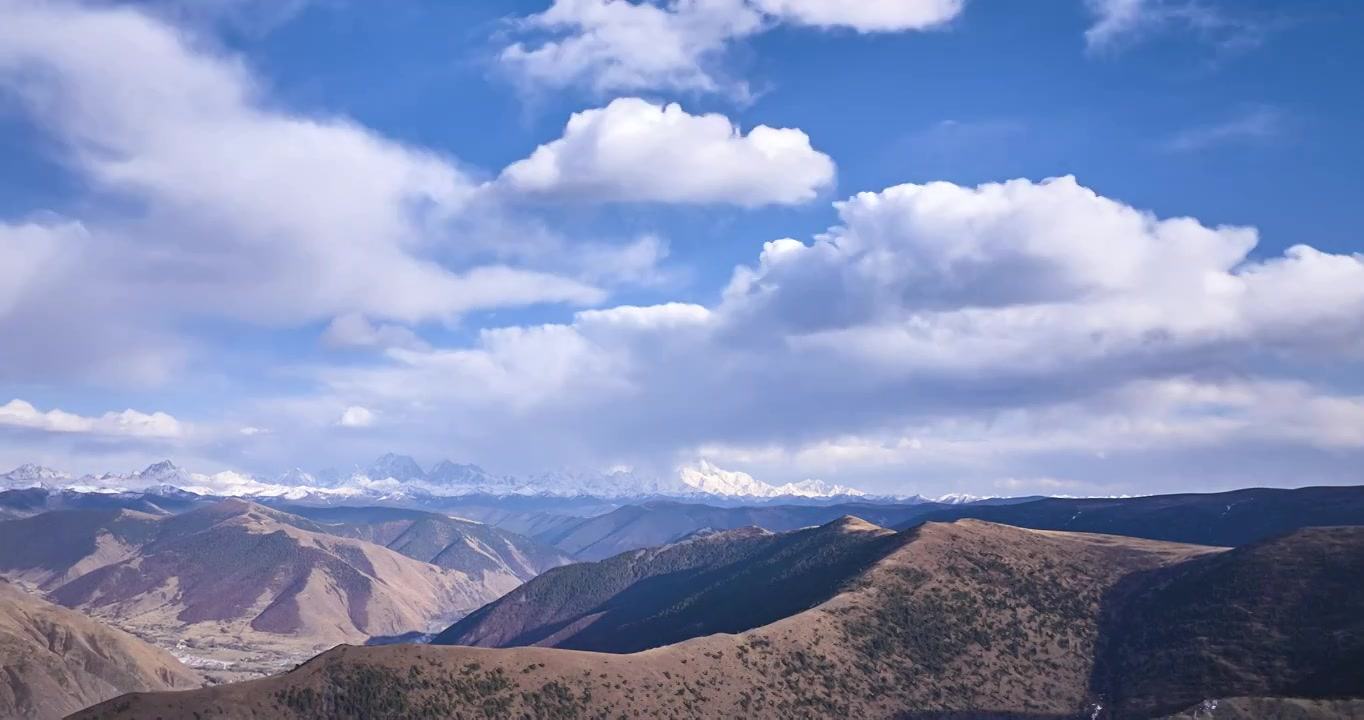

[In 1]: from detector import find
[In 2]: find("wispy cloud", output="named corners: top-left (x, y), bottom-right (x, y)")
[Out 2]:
top-left (1163, 106), bottom-right (1285, 152)
top-left (1085, 0), bottom-right (1270, 55)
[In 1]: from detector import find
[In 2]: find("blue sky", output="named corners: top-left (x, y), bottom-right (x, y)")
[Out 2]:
top-left (0, 0), bottom-right (1361, 496)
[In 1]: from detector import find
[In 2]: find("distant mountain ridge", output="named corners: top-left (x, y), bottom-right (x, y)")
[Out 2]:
top-left (0, 456), bottom-right (878, 501)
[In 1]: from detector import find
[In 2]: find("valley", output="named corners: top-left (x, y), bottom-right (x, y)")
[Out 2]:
top-left (0, 498), bottom-right (568, 681)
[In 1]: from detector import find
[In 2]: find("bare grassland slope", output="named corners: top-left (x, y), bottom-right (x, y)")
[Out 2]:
top-left (0, 500), bottom-right (515, 675)
top-left (76, 520), bottom-right (1223, 720)
top-left (0, 581), bottom-right (200, 720)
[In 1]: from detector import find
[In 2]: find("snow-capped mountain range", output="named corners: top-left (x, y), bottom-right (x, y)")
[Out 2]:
top-left (0, 455), bottom-right (879, 502)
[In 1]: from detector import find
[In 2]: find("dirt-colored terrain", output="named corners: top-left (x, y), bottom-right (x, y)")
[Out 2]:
top-left (0, 581), bottom-right (201, 720)
top-left (0, 500), bottom-right (523, 677)
top-left (73, 519), bottom-right (1226, 719)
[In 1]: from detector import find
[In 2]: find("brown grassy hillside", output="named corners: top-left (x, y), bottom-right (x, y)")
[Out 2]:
top-left (0, 500), bottom-right (517, 676)
top-left (0, 581), bottom-right (200, 720)
top-left (72, 520), bottom-right (1364, 720)
top-left (73, 520), bottom-right (1221, 720)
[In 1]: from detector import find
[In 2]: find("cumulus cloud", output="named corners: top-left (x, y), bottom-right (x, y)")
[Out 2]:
top-left (0, 0), bottom-right (604, 382)
top-left (499, 98), bottom-right (835, 206)
top-left (501, 0), bottom-right (967, 95)
top-left (724, 176), bottom-right (1363, 361)
top-left (336, 406), bottom-right (375, 428)
top-left (0, 399), bottom-right (183, 438)
top-left (293, 176), bottom-right (1364, 493)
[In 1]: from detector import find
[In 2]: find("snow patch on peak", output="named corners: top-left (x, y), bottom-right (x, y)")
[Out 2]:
top-left (933, 493), bottom-right (995, 504)
top-left (2, 464), bottom-right (71, 487)
top-left (6, 455), bottom-right (869, 501)
top-left (677, 460), bottom-right (774, 497)
top-left (677, 460), bottom-right (866, 499)
top-left (773, 479), bottom-right (867, 498)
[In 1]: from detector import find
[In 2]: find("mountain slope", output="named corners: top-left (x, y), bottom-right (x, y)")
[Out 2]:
top-left (77, 520), bottom-right (1236, 720)
top-left (1093, 526), bottom-right (1364, 719)
top-left (0, 508), bottom-right (162, 588)
top-left (434, 520), bottom-right (904, 652)
top-left (537, 500), bottom-right (944, 560)
top-left (911, 485), bottom-right (1364, 547)
top-left (273, 504), bottom-right (573, 582)
top-left (0, 581), bottom-right (201, 720)
top-left (1160, 697), bottom-right (1364, 719)
top-left (0, 501), bottom-right (519, 675)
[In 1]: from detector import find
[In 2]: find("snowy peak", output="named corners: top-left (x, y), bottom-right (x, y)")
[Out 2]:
top-left (677, 460), bottom-right (775, 497)
top-left (676, 460), bottom-right (866, 499)
top-left (366, 453), bottom-right (425, 483)
top-left (933, 493), bottom-right (994, 505)
top-left (3, 458), bottom-right (869, 501)
top-left (1, 464), bottom-right (71, 488)
top-left (4, 464), bottom-right (69, 481)
top-left (771, 479), bottom-right (867, 498)
top-left (135, 460), bottom-right (193, 485)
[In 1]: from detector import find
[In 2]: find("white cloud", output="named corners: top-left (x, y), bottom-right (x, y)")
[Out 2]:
top-left (1084, 0), bottom-right (1151, 49)
top-left (283, 176), bottom-right (1364, 493)
top-left (336, 406), bottom-right (375, 428)
top-left (500, 99), bottom-right (834, 206)
top-left (501, 0), bottom-right (967, 96)
top-left (502, 0), bottom-right (763, 96)
top-left (750, 0), bottom-right (964, 32)
top-left (322, 314), bottom-right (429, 351)
top-left (726, 176), bottom-right (1363, 365)
top-left (0, 399), bottom-right (183, 438)
top-left (0, 219), bottom-right (82, 315)
top-left (1163, 105), bottom-right (1284, 152)
top-left (1084, 0), bottom-right (1264, 53)
top-left (575, 302), bottom-right (712, 331)
top-left (0, 0), bottom-right (605, 383)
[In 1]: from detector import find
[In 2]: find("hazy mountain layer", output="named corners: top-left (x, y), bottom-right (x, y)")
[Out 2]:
top-left (535, 500), bottom-right (947, 560)
top-left (273, 504), bottom-right (574, 581)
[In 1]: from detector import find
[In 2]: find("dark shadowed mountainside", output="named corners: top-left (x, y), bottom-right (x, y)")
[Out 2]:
top-left (1093, 526), bottom-right (1364, 719)
top-left (434, 519), bottom-right (904, 652)
top-left (909, 485), bottom-right (1364, 547)
top-left (1159, 697), bottom-right (1364, 719)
